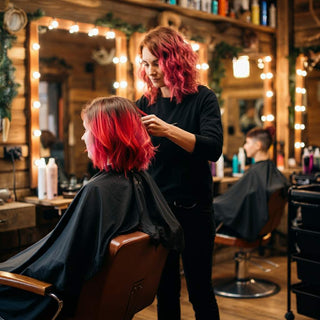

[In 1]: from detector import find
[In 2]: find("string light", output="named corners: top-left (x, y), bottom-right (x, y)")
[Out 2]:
top-left (296, 69), bottom-right (307, 77)
top-left (69, 24), bottom-right (79, 34)
top-left (295, 105), bottom-right (306, 112)
top-left (294, 124), bottom-right (305, 130)
top-left (191, 43), bottom-right (200, 51)
top-left (113, 81), bottom-right (120, 89)
top-left (119, 56), bottom-right (127, 63)
top-left (266, 90), bottom-right (274, 98)
top-left (201, 63), bottom-right (209, 70)
top-left (113, 57), bottom-right (120, 64)
top-left (48, 19), bottom-right (59, 30)
top-left (32, 43), bottom-right (40, 50)
top-left (296, 87), bottom-right (306, 94)
top-left (137, 81), bottom-right (145, 91)
top-left (33, 101), bottom-right (41, 109)
top-left (33, 129), bottom-right (42, 137)
top-left (34, 159), bottom-right (42, 167)
top-left (261, 114), bottom-right (275, 122)
top-left (135, 55), bottom-right (141, 65)
top-left (264, 56), bottom-right (272, 63)
top-left (120, 81), bottom-right (128, 88)
top-left (33, 71), bottom-right (41, 79)
top-left (295, 142), bottom-right (305, 149)
top-left (88, 27), bottom-right (99, 37)
top-left (105, 31), bottom-right (115, 39)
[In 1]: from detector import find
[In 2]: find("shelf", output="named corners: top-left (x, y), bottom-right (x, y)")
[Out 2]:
top-left (120, 0), bottom-right (276, 34)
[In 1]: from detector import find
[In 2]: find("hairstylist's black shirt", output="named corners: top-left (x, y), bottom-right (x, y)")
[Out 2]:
top-left (136, 85), bottom-right (223, 205)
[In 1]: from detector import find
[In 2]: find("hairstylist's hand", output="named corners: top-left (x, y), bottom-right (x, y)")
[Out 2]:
top-left (141, 114), bottom-right (173, 137)
top-left (142, 114), bottom-right (196, 153)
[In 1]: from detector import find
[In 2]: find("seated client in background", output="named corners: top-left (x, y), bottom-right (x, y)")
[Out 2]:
top-left (0, 96), bottom-right (183, 320)
top-left (214, 127), bottom-right (290, 241)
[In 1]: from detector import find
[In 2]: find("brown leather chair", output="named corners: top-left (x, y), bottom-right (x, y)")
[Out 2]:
top-left (213, 188), bottom-right (287, 298)
top-left (0, 231), bottom-right (168, 320)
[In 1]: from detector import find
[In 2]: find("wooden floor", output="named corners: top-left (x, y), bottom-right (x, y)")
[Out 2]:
top-left (134, 254), bottom-right (311, 320)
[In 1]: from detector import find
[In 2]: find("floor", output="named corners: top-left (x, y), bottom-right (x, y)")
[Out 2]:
top-left (133, 254), bottom-right (312, 320)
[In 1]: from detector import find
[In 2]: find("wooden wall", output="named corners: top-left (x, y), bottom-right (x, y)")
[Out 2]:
top-left (2, 0), bottom-right (277, 198)
top-left (0, 29), bottom-right (31, 201)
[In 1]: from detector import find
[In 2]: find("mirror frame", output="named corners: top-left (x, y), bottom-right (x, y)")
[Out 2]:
top-left (28, 17), bottom-right (128, 188)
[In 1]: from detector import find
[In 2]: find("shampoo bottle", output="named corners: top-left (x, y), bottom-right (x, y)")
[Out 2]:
top-left (38, 158), bottom-right (47, 200)
top-left (46, 158), bottom-right (58, 200)
top-left (260, 0), bottom-right (268, 25)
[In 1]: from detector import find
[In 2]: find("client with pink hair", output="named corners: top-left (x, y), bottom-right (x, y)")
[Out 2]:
top-left (0, 96), bottom-right (183, 320)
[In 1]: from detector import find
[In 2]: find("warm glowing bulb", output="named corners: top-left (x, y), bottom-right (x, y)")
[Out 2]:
top-left (264, 56), bottom-right (272, 62)
top-left (266, 90), bottom-right (273, 97)
top-left (69, 24), bottom-right (79, 33)
top-left (120, 81), bottom-right (128, 88)
top-left (33, 101), bottom-right (41, 109)
top-left (266, 114), bottom-right (275, 121)
top-left (196, 64), bottom-right (201, 70)
top-left (33, 129), bottom-right (42, 137)
top-left (201, 63), bottom-right (209, 70)
top-left (135, 55), bottom-right (142, 65)
top-left (261, 115), bottom-right (266, 122)
top-left (105, 31), bottom-right (115, 39)
top-left (260, 73), bottom-right (266, 80)
top-left (33, 71), bottom-right (41, 79)
top-left (49, 19), bottom-right (59, 30)
top-left (295, 142), bottom-right (305, 148)
top-left (113, 81), bottom-right (120, 89)
top-left (233, 56), bottom-right (250, 78)
top-left (88, 27), bottom-right (99, 37)
top-left (119, 56), bottom-right (127, 63)
top-left (137, 81), bottom-right (145, 90)
top-left (113, 57), bottom-right (120, 64)
top-left (191, 43), bottom-right (200, 51)
top-left (32, 43), bottom-right (40, 50)
top-left (266, 72), bottom-right (273, 79)
top-left (34, 159), bottom-right (42, 167)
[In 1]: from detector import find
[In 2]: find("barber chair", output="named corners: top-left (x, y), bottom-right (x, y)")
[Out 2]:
top-left (0, 231), bottom-right (168, 320)
top-left (214, 188), bottom-right (287, 298)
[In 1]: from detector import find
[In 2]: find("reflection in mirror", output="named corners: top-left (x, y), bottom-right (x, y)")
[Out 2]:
top-left (28, 17), bottom-right (128, 188)
top-left (221, 57), bottom-right (271, 162)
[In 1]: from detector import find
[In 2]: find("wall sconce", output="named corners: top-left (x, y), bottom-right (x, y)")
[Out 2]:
top-left (233, 56), bottom-right (250, 78)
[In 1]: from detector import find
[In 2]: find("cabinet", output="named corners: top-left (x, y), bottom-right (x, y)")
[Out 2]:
top-left (286, 185), bottom-right (320, 320)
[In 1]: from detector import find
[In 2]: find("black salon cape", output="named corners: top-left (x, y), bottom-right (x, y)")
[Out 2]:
top-left (214, 160), bottom-right (289, 242)
top-left (0, 170), bottom-right (183, 320)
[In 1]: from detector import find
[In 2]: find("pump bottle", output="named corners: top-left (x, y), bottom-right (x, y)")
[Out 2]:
top-left (238, 147), bottom-right (246, 174)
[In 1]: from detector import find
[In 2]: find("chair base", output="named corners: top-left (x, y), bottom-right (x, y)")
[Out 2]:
top-left (214, 277), bottom-right (280, 299)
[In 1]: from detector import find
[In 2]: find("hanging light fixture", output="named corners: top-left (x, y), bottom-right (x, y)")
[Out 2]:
top-left (233, 56), bottom-right (250, 78)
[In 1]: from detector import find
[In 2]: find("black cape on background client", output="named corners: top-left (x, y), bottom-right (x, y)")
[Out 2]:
top-left (214, 160), bottom-right (289, 242)
top-left (0, 170), bottom-right (183, 320)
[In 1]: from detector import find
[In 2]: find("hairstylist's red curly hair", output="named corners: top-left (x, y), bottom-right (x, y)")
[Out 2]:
top-left (81, 96), bottom-right (155, 173)
top-left (139, 26), bottom-right (199, 105)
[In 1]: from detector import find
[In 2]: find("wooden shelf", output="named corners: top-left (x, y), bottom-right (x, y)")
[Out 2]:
top-left (120, 0), bottom-right (276, 34)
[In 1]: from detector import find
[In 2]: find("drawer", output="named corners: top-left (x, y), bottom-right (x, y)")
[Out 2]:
top-left (0, 202), bottom-right (36, 232)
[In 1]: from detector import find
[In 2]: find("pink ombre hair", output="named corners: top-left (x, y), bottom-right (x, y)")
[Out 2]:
top-left (81, 96), bottom-right (155, 173)
top-left (139, 26), bottom-right (199, 104)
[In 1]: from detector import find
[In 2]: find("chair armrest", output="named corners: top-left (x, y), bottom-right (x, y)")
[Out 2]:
top-left (0, 271), bottom-right (53, 296)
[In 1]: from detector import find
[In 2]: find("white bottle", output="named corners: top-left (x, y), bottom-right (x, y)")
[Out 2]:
top-left (216, 154), bottom-right (224, 178)
top-left (38, 158), bottom-right (47, 200)
top-left (269, 3), bottom-right (276, 28)
top-left (238, 147), bottom-right (246, 173)
top-left (46, 158), bottom-right (58, 200)
top-left (179, 0), bottom-right (188, 7)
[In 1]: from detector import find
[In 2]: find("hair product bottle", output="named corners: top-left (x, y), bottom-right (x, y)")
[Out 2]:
top-left (238, 147), bottom-right (246, 173)
top-left (218, 0), bottom-right (228, 16)
top-left (216, 154), bottom-right (224, 178)
top-left (46, 158), bottom-right (58, 200)
top-left (302, 148), bottom-right (310, 174)
top-left (212, 0), bottom-right (218, 13)
top-left (251, 0), bottom-right (260, 25)
top-left (232, 154), bottom-right (239, 175)
top-left (269, 2), bottom-right (276, 27)
top-left (38, 158), bottom-right (47, 200)
top-left (314, 148), bottom-right (320, 172)
top-left (260, 0), bottom-right (268, 25)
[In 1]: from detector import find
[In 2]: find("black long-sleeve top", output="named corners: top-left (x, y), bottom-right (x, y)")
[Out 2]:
top-left (136, 85), bottom-right (223, 205)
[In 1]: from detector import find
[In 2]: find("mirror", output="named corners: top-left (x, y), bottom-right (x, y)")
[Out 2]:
top-left (28, 17), bottom-right (128, 188)
top-left (220, 57), bottom-right (270, 162)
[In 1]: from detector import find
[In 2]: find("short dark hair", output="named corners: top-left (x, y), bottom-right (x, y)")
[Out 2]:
top-left (246, 126), bottom-right (275, 151)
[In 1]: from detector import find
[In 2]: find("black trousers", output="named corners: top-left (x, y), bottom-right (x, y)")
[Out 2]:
top-left (157, 201), bottom-right (220, 320)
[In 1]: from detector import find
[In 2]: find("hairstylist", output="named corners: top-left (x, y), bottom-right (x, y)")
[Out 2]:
top-left (136, 26), bottom-right (223, 320)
